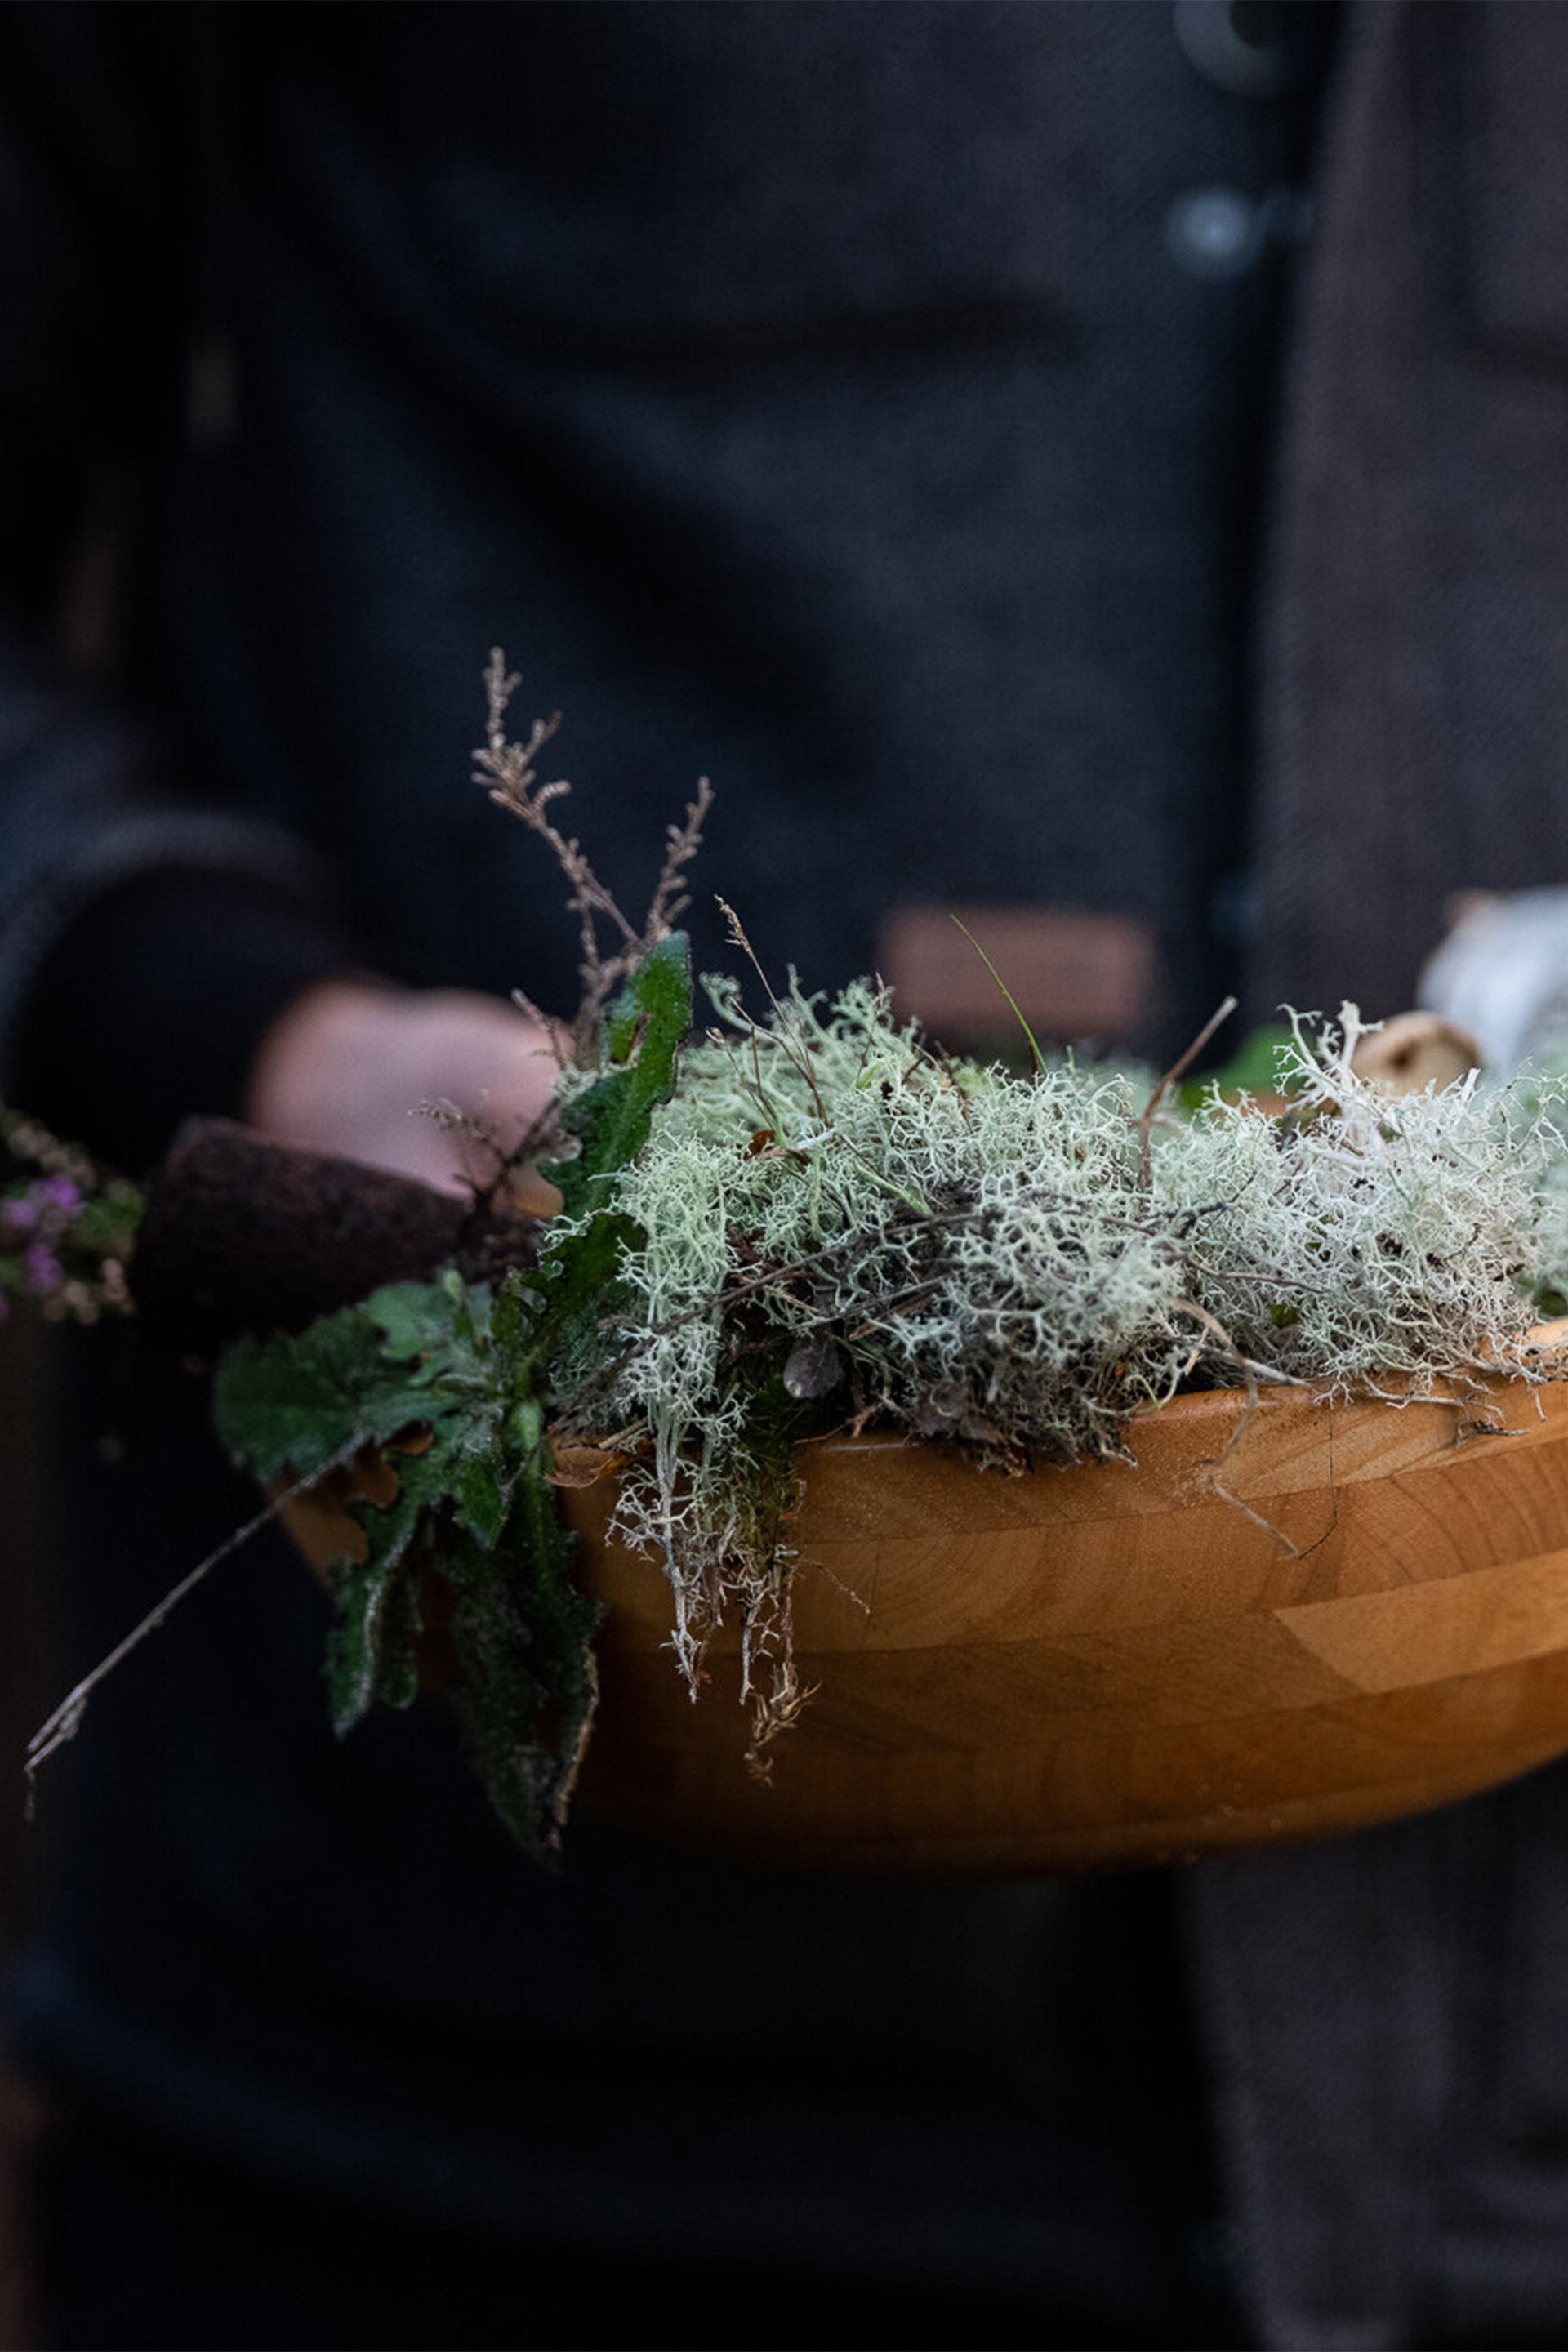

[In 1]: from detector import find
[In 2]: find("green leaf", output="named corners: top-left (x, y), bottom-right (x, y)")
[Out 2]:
top-left (533, 934), bottom-right (692, 1366)
top-left (326, 1439), bottom-right (473, 1730)
top-left (441, 1460), bottom-right (604, 1866)
top-left (1179, 1024), bottom-right (1299, 1109)
top-left (364, 1280), bottom-right (466, 1362)
top-left (545, 931), bottom-right (692, 1219)
top-left (327, 1499), bottom-right (425, 1725)
top-left (450, 1448), bottom-right (506, 1547)
top-left (214, 1305), bottom-right (445, 1483)
top-left (216, 1311), bottom-right (375, 1481)
top-left (216, 1278), bottom-right (505, 1485)
top-left (210, 926), bottom-right (669, 1859)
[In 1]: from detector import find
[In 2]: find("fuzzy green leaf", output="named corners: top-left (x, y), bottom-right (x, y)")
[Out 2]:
top-left (215, 1268), bottom-right (603, 1856)
top-left (363, 1279), bottom-right (466, 1363)
top-left (546, 931), bottom-right (691, 1220)
top-left (216, 1279), bottom-right (500, 1486)
top-left (214, 1308), bottom-right (436, 1481)
top-left (441, 1467), bottom-right (604, 1867)
top-left (327, 1463), bottom-right (438, 1728)
top-left (533, 935), bottom-right (691, 1369)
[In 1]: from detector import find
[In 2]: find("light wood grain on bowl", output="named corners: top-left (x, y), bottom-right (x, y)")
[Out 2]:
top-left (570, 1338), bottom-right (1568, 1872)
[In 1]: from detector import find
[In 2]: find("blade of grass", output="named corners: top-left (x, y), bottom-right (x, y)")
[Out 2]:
top-left (948, 915), bottom-right (1048, 1075)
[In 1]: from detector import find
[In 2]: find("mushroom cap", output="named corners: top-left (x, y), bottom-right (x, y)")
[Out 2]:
top-left (1348, 1010), bottom-right (1484, 1095)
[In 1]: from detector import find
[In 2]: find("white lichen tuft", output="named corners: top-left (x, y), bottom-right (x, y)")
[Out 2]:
top-left (1158, 1006), bottom-right (1562, 1396)
top-left (544, 987), bottom-right (1568, 1754)
top-left (1498, 1041), bottom-right (1568, 1316)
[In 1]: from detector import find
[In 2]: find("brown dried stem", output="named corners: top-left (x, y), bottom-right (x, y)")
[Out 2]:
top-left (475, 650), bottom-right (710, 1066)
top-left (715, 898), bottom-right (830, 1125)
top-left (1138, 996), bottom-right (1238, 1190)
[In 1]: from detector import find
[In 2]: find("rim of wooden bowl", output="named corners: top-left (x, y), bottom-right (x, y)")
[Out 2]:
top-left (773, 1314), bottom-right (1568, 1472)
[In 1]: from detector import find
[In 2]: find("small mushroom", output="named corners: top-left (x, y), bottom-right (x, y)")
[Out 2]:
top-left (1348, 1012), bottom-right (1483, 1096)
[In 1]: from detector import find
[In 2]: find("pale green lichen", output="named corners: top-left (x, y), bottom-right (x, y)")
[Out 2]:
top-left (545, 985), bottom-right (1568, 1754)
top-left (1159, 1006), bottom-right (1561, 1396)
top-left (1494, 1041), bottom-right (1568, 1315)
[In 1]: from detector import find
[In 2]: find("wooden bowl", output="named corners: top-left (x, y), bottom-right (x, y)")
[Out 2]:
top-left (276, 1329), bottom-right (1568, 1874)
top-left (565, 1330), bottom-right (1568, 1873)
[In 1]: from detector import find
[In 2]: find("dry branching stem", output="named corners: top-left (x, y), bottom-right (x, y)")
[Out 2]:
top-left (475, 650), bottom-right (711, 1067)
top-left (715, 898), bottom-right (830, 1123)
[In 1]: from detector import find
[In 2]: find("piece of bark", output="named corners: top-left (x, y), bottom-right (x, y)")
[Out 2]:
top-left (131, 1116), bottom-right (540, 1352)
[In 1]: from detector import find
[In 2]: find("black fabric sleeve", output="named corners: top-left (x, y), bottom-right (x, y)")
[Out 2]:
top-left (0, 7), bottom-right (354, 1139)
top-left (11, 869), bottom-right (368, 1177)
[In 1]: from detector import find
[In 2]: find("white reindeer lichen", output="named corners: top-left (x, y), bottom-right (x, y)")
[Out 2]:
top-left (544, 983), bottom-right (1568, 1758)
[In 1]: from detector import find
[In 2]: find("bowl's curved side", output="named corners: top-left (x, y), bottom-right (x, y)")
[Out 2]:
top-left (572, 1351), bottom-right (1568, 1872)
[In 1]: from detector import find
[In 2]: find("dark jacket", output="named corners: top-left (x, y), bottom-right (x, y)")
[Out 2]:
top-left (3, 6), bottom-right (1568, 2346)
top-left (1192, 9), bottom-right (1568, 2343)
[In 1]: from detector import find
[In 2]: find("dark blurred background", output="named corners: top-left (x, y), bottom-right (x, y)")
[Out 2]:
top-left (0, 1312), bottom-right (55, 2348)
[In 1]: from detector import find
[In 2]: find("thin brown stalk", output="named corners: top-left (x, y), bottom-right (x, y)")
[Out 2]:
top-left (1138, 996), bottom-right (1238, 1189)
top-left (25, 1445), bottom-right (368, 1794)
top-left (646, 779), bottom-right (715, 940)
top-left (715, 898), bottom-right (830, 1123)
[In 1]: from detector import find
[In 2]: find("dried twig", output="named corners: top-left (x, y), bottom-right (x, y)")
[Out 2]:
top-left (474, 653), bottom-right (634, 1058)
top-left (25, 1444), bottom-right (368, 1794)
top-left (1138, 996), bottom-right (1238, 1189)
top-left (1171, 1297), bottom-right (1301, 1557)
top-left (715, 898), bottom-right (829, 1123)
top-left (646, 779), bottom-right (715, 941)
top-left (476, 651), bottom-right (711, 1068)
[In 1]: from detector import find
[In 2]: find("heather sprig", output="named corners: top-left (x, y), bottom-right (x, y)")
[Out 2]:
top-left (0, 1113), bottom-right (140, 1325)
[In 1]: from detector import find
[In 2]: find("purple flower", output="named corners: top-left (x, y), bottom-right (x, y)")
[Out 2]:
top-left (24, 1243), bottom-right (62, 1297)
top-left (1, 1196), bottom-right (38, 1234)
top-left (38, 1175), bottom-right (81, 1218)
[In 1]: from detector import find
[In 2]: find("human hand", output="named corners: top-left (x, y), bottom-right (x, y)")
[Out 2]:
top-left (244, 979), bottom-right (563, 1195)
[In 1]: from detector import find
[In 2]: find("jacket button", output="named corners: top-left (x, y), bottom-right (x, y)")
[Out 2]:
top-left (1164, 186), bottom-right (1261, 278)
top-left (1173, 0), bottom-right (1295, 96)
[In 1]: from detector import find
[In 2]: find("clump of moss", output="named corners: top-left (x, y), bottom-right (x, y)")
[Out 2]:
top-left (547, 983), bottom-right (1568, 1756)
